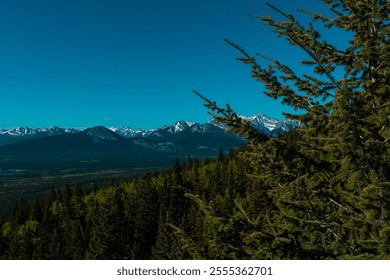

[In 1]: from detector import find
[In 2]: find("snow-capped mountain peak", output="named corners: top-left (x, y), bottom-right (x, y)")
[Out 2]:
top-left (83, 126), bottom-right (122, 141)
top-left (171, 120), bottom-right (195, 133)
top-left (0, 113), bottom-right (299, 147)
top-left (109, 126), bottom-right (156, 138)
top-left (0, 126), bottom-right (79, 137)
top-left (46, 126), bottom-right (65, 136)
top-left (240, 114), bottom-right (279, 131)
top-left (0, 127), bottom-right (45, 136)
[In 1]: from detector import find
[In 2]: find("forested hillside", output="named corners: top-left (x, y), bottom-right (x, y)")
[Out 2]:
top-left (0, 151), bottom-right (259, 259)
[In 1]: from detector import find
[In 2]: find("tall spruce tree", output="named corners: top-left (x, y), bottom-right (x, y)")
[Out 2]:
top-left (86, 187), bottom-right (130, 260)
top-left (195, 0), bottom-right (390, 259)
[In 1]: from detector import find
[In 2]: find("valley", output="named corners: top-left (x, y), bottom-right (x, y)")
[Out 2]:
top-left (0, 166), bottom-right (167, 215)
top-left (0, 153), bottom-right (200, 214)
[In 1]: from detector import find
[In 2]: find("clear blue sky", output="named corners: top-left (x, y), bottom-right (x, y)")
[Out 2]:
top-left (0, 0), bottom-right (339, 129)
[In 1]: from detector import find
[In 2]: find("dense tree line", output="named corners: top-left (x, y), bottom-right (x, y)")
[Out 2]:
top-left (0, 151), bottom-right (257, 259)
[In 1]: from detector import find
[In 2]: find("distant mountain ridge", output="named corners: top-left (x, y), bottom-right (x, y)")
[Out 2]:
top-left (0, 114), bottom-right (300, 170)
top-left (0, 126), bottom-right (78, 137)
top-left (0, 126), bottom-right (79, 146)
top-left (110, 114), bottom-right (298, 139)
top-left (0, 114), bottom-right (299, 147)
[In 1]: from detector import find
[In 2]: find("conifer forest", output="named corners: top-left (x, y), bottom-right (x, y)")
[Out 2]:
top-left (1, 0), bottom-right (390, 259)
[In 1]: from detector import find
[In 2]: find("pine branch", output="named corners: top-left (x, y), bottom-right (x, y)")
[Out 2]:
top-left (259, 2), bottom-right (342, 90)
top-left (234, 200), bottom-right (261, 226)
top-left (225, 39), bottom-right (313, 110)
top-left (265, 2), bottom-right (293, 21)
top-left (288, 34), bottom-right (341, 90)
top-left (192, 90), bottom-right (229, 118)
top-left (223, 38), bottom-right (280, 91)
top-left (192, 90), bottom-right (268, 143)
top-left (298, 9), bottom-right (334, 24)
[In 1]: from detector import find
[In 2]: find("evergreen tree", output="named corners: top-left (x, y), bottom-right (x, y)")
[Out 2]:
top-left (30, 198), bottom-right (43, 222)
top-left (0, 214), bottom-right (7, 258)
top-left (12, 197), bottom-right (29, 225)
top-left (195, 0), bottom-right (390, 259)
top-left (86, 187), bottom-right (130, 259)
top-left (131, 176), bottom-right (159, 259)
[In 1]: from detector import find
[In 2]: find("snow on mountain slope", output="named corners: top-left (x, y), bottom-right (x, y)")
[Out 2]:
top-left (0, 127), bottom-right (46, 136)
top-left (158, 120), bottom-right (196, 135)
top-left (0, 114), bottom-right (299, 142)
top-left (241, 114), bottom-right (279, 131)
top-left (0, 114), bottom-right (301, 160)
top-left (109, 127), bottom-right (156, 138)
top-left (171, 120), bottom-right (195, 133)
top-left (83, 126), bottom-right (123, 141)
top-left (0, 126), bottom-right (79, 146)
top-left (0, 126), bottom-right (78, 137)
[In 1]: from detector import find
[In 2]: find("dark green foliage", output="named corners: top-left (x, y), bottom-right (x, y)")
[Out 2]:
top-left (0, 153), bottom-right (253, 259)
top-left (86, 187), bottom-right (130, 259)
top-left (130, 177), bottom-right (159, 259)
top-left (194, 0), bottom-right (390, 259)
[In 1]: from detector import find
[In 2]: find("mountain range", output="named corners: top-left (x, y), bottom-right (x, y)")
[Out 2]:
top-left (0, 114), bottom-right (299, 170)
top-left (0, 114), bottom-right (297, 144)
